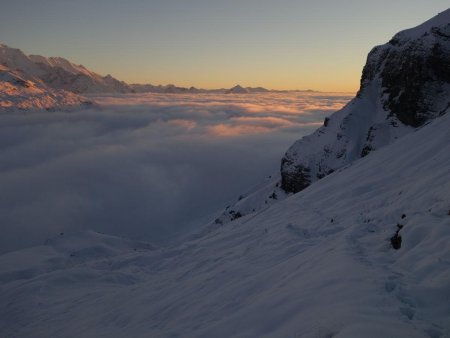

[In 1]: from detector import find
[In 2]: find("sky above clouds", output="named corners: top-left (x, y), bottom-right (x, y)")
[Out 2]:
top-left (0, 1), bottom-right (448, 91)
top-left (0, 92), bottom-right (352, 253)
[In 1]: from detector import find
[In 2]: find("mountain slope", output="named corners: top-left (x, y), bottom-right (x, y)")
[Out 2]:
top-left (214, 9), bottom-right (450, 223)
top-left (226, 84), bottom-right (250, 94)
top-left (281, 8), bottom-right (450, 193)
top-left (1, 10), bottom-right (449, 338)
top-left (0, 67), bottom-right (89, 111)
top-left (0, 44), bottom-right (130, 94)
top-left (0, 100), bottom-right (449, 338)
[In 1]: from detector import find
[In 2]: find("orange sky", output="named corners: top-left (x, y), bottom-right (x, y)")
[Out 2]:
top-left (2, 1), bottom-right (448, 92)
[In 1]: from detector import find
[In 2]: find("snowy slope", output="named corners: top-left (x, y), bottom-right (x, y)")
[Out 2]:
top-left (0, 44), bottom-right (45, 78)
top-left (0, 44), bottom-right (131, 94)
top-left (0, 68), bottom-right (89, 111)
top-left (28, 55), bottom-right (99, 78)
top-left (214, 9), bottom-right (450, 223)
top-left (210, 174), bottom-right (288, 225)
top-left (0, 102), bottom-right (449, 338)
top-left (281, 8), bottom-right (450, 193)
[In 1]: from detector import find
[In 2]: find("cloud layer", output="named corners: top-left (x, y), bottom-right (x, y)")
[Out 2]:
top-left (0, 92), bottom-right (352, 253)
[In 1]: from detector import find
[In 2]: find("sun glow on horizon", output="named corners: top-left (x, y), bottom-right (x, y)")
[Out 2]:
top-left (109, 57), bottom-right (363, 93)
top-left (1, 1), bottom-right (448, 93)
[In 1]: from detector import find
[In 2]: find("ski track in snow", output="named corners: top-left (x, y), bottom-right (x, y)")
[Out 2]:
top-left (0, 111), bottom-right (449, 338)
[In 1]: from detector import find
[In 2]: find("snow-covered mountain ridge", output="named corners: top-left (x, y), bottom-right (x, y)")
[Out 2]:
top-left (281, 8), bottom-right (450, 193)
top-left (0, 67), bottom-right (90, 112)
top-left (214, 9), bottom-right (450, 224)
top-left (0, 43), bottom-right (297, 97)
top-left (0, 44), bottom-right (131, 94)
top-left (1, 44), bottom-right (275, 96)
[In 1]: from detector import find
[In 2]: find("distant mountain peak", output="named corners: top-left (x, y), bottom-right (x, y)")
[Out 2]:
top-left (0, 44), bottom-right (131, 94)
top-left (226, 85), bottom-right (250, 94)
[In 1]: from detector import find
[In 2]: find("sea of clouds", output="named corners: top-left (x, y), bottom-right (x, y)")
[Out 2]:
top-left (0, 92), bottom-right (352, 253)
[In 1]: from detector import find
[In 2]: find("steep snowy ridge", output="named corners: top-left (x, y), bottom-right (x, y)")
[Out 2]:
top-left (28, 55), bottom-right (98, 77)
top-left (0, 44), bottom-right (44, 79)
top-left (0, 43), bottom-right (128, 110)
top-left (1, 95), bottom-right (449, 338)
top-left (0, 43), bottom-right (277, 96)
top-left (0, 44), bottom-right (131, 94)
top-left (214, 9), bottom-right (450, 224)
top-left (281, 8), bottom-right (450, 193)
top-left (0, 68), bottom-right (89, 111)
top-left (395, 8), bottom-right (450, 40)
top-left (0, 44), bottom-right (274, 96)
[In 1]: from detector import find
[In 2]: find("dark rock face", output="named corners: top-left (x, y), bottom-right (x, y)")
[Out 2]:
top-left (280, 159), bottom-right (311, 193)
top-left (390, 233), bottom-right (402, 250)
top-left (13, 77), bottom-right (32, 88)
top-left (391, 223), bottom-right (404, 250)
top-left (280, 14), bottom-right (450, 194)
top-left (359, 24), bottom-right (450, 127)
top-left (381, 26), bottom-right (450, 127)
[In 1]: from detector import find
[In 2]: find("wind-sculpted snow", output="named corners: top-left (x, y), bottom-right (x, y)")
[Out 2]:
top-left (0, 92), bottom-right (351, 254)
top-left (1, 106), bottom-right (449, 338)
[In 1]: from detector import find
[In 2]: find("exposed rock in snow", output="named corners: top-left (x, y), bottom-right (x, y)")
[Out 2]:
top-left (281, 8), bottom-right (450, 193)
top-left (0, 68), bottom-right (90, 112)
top-left (210, 175), bottom-right (288, 226)
top-left (211, 8), bottom-right (450, 225)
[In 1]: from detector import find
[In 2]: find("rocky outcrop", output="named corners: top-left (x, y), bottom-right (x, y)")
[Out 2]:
top-left (209, 10), bottom-right (450, 227)
top-left (281, 9), bottom-right (450, 193)
top-left (368, 21), bottom-right (450, 127)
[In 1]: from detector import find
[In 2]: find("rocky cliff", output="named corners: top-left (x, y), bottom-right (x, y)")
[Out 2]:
top-left (212, 9), bottom-right (450, 225)
top-left (281, 9), bottom-right (450, 193)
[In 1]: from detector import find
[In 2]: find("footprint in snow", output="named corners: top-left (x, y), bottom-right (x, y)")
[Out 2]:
top-left (286, 223), bottom-right (311, 239)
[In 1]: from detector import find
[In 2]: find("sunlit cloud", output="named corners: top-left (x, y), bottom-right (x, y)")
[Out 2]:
top-left (0, 92), bottom-right (352, 254)
top-left (207, 124), bottom-right (273, 137)
top-left (167, 119), bottom-right (197, 130)
top-left (90, 92), bottom-right (353, 136)
top-left (231, 116), bottom-right (293, 127)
